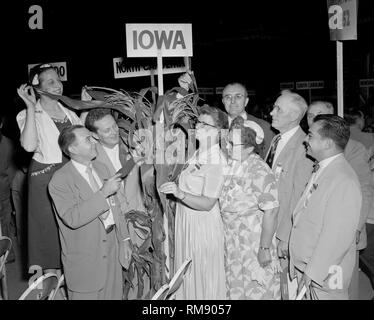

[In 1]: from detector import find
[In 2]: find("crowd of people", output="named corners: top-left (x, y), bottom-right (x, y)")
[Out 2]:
top-left (0, 63), bottom-right (373, 300)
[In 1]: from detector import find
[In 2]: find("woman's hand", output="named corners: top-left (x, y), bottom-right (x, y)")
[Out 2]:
top-left (257, 247), bottom-right (272, 268)
top-left (17, 84), bottom-right (37, 109)
top-left (159, 182), bottom-right (184, 199)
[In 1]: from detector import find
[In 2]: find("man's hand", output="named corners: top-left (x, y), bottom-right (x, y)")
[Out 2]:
top-left (277, 240), bottom-right (289, 259)
top-left (100, 173), bottom-right (122, 197)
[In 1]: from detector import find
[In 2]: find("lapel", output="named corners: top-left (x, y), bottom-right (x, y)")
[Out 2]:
top-left (292, 156), bottom-right (344, 225)
top-left (67, 161), bottom-right (96, 199)
top-left (118, 140), bottom-right (129, 169)
top-left (273, 127), bottom-right (304, 168)
top-left (95, 143), bottom-right (116, 175)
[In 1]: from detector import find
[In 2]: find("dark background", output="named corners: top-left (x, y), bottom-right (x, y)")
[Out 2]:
top-left (2, 0), bottom-right (374, 138)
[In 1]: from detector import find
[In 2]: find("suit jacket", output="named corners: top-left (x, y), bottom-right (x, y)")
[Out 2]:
top-left (48, 159), bottom-right (129, 293)
top-left (267, 127), bottom-right (314, 243)
top-left (289, 155), bottom-right (361, 289)
top-left (344, 139), bottom-right (373, 250)
top-left (246, 113), bottom-right (275, 159)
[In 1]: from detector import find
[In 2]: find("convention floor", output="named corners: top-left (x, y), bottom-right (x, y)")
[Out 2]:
top-left (4, 236), bottom-right (374, 300)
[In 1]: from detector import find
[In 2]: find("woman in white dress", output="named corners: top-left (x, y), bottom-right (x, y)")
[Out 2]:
top-left (159, 105), bottom-right (228, 299)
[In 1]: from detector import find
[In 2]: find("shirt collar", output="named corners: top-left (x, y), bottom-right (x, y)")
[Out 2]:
top-left (317, 153), bottom-right (343, 172)
top-left (71, 159), bottom-right (92, 175)
top-left (228, 112), bottom-right (247, 124)
top-left (280, 125), bottom-right (299, 141)
top-left (102, 143), bottom-right (119, 154)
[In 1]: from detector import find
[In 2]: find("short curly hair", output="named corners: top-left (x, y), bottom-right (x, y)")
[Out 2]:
top-left (198, 104), bottom-right (229, 130)
top-left (229, 116), bottom-right (262, 155)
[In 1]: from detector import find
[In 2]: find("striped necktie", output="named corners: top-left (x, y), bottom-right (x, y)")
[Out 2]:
top-left (266, 134), bottom-right (281, 168)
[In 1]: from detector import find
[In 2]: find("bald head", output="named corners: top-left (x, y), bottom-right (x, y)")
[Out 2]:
top-left (307, 101), bottom-right (334, 128)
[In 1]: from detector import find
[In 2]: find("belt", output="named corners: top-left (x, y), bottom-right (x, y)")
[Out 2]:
top-left (105, 224), bottom-right (115, 234)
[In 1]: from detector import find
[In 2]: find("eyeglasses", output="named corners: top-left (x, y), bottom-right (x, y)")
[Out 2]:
top-left (223, 94), bottom-right (245, 102)
top-left (228, 141), bottom-right (245, 146)
top-left (195, 120), bottom-right (216, 128)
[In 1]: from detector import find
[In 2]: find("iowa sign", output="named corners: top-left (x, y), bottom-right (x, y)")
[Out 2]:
top-left (126, 24), bottom-right (193, 57)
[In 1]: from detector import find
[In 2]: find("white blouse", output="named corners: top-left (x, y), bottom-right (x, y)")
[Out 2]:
top-left (16, 100), bottom-right (81, 164)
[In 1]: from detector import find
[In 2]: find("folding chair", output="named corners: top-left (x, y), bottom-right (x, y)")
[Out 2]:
top-left (166, 259), bottom-right (192, 300)
top-left (150, 259), bottom-right (192, 300)
top-left (19, 273), bottom-right (59, 300)
top-left (0, 236), bottom-right (12, 300)
top-left (49, 274), bottom-right (67, 300)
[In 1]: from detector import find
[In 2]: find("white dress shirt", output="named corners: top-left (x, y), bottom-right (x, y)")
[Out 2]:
top-left (71, 160), bottom-right (115, 228)
top-left (273, 125), bottom-right (300, 164)
top-left (102, 144), bottom-right (122, 172)
top-left (302, 153), bottom-right (343, 207)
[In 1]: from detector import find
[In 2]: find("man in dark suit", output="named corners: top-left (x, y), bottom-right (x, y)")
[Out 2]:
top-left (267, 91), bottom-right (314, 270)
top-left (222, 82), bottom-right (275, 158)
top-left (49, 125), bottom-right (131, 300)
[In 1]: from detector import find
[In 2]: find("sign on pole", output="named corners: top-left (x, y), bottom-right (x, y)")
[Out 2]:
top-left (125, 23), bottom-right (193, 96)
top-left (28, 62), bottom-right (67, 81)
top-left (125, 23), bottom-right (193, 279)
top-left (328, 0), bottom-right (357, 41)
top-left (327, 0), bottom-right (358, 117)
top-left (126, 24), bottom-right (193, 58)
top-left (113, 57), bottom-right (188, 79)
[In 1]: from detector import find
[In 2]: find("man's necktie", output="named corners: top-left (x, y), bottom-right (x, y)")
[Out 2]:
top-left (86, 165), bottom-right (100, 192)
top-left (312, 162), bottom-right (320, 173)
top-left (266, 134), bottom-right (281, 168)
top-left (86, 165), bottom-right (109, 220)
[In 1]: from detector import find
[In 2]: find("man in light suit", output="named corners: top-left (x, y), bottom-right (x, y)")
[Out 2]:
top-left (290, 114), bottom-right (361, 300)
top-left (222, 82), bottom-right (275, 158)
top-left (307, 101), bottom-right (373, 299)
top-left (49, 125), bottom-right (132, 300)
top-left (85, 108), bottom-right (145, 214)
top-left (267, 90), bottom-right (314, 267)
top-left (85, 108), bottom-right (146, 299)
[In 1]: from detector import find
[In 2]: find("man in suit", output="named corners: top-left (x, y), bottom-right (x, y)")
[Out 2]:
top-left (49, 125), bottom-right (132, 300)
top-left (222, 82), bottom-right (275, 158)
top-left (307, 101), bottom-right (373, 299)
top-left (85, 108), bottom-right (145, 214)
top-left (267, 90), bottom-right (314, 267)
top-left (290, 114), bottom-right (361, 300)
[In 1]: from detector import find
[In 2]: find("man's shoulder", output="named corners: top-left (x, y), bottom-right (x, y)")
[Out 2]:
top-left (50, 161), bottom-right (73, 184)
top-left (246, 113), bottom-right (271, 128)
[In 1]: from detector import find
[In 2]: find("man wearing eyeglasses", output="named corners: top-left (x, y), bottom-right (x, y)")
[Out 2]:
top-left (222, 82), bottom-right (275, 159)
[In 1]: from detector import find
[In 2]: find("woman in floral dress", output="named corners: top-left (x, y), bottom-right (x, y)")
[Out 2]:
top-left (220, 116), bottom-right (281, 300)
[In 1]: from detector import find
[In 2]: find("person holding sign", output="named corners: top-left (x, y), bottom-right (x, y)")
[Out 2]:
top-left (159, 105), bottom-right (228, 300)
top-left (16, 64), bottom-right (81, 282)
